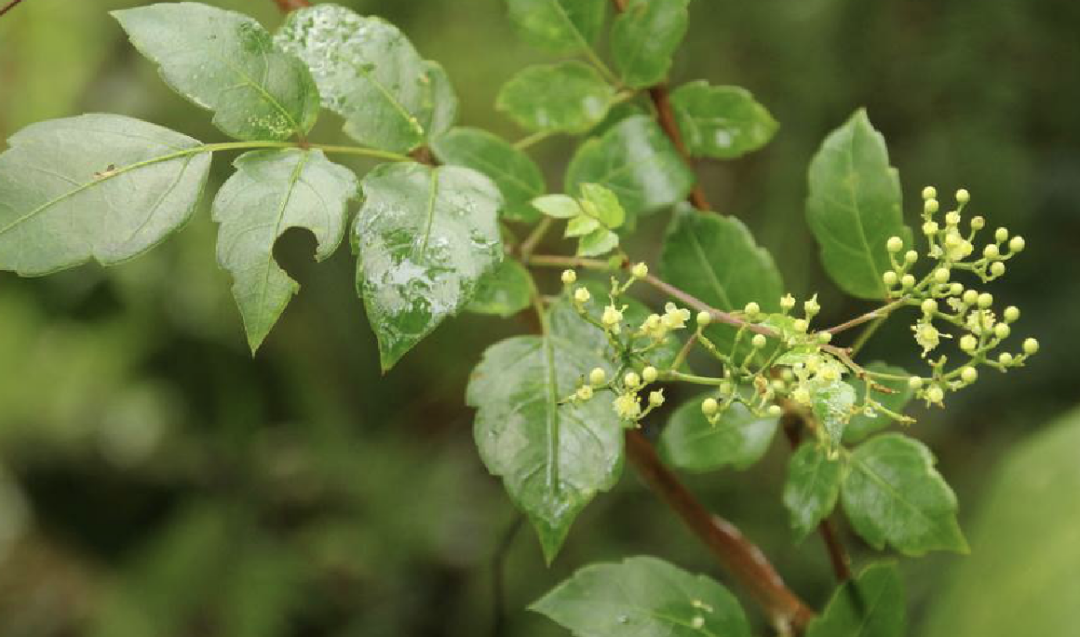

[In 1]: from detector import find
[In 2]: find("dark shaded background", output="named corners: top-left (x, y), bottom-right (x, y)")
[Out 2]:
top-left (0, 0), bottom-right (1077, 635)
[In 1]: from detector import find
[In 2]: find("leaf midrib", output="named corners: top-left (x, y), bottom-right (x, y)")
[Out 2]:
top-left (0, 145), bottom-right (206, 238)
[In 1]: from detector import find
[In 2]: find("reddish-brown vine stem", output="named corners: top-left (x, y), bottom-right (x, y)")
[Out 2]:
top-left (625, 431), bottom-right (815, 631)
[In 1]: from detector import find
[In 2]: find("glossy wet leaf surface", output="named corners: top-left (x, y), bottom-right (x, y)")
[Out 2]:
top-left (496, 62), bottom-right (616, 135)
top-left (841, 433), bottom-right (968, 555)
top-left (354, 162), bottom-right (503, 371)
top-left (504, 0), bottom-right (607, 54)
top-left (783, 442), bottom-right (843, 537)
top-left (113, 2), bottom-right (319, 142)
top-left (532, 556), bottom-right (752, 637)
top-left (467, 334), bottom-right (624, 563)
top-left (670, 81), bottom-right (778, 159)
top-left (212, 149), bottom-right (359, 352)
top-left (807, 563), bottom-right (905, 637)
top-left (659, 397), bottom-right (778, 473)
top-left (431, 127), bottom-right (545, 222)
top-left (0, 114), bottom-right (210, 275)
top-left (565, 115), bottom-right (695, 217)
top-left (611, 0), bottom-right (689, 88)
top-left (275, 4), bottom-right (437, 152)
top-left (807, 109), bottom-right (911, 299)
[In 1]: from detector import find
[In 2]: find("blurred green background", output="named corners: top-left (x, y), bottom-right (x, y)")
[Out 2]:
top-left (1, 0), bottom-right (1078, 635)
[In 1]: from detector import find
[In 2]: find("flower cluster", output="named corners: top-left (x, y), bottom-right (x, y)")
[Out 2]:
top-left (881, 187), bottom-right (1037, 406)
top-left (560, 264), bottom-right (685, 425)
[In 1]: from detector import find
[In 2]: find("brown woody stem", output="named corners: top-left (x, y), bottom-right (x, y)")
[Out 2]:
top-left (625, 430), bottom-right (815, 632)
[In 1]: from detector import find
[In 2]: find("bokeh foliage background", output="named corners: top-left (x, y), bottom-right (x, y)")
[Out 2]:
top-left (1, 0), bottom-right (1078, 635)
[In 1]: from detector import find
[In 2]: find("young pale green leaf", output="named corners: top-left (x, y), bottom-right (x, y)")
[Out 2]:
top-left (807, 109), bottom-right (912, 299)
top-left (532, 556), bottom-right (752, 637)
top-left (212, 149), bottom-right (359, 353)
top-left (274, 5), bottom-right (434, 153)
top-left (467, 335), bottom-right (624, 563)
top-left (505, 0), bottom-right (607, 54)
top-left (578, 183), bottom-right (625, 228)
top-left (659, 206), bottom-right (784, 351)
top-left (431, 127), bottom-right (545, 223)
top-left (807, 563), bottom-right (905, 637)
top-left (566, 115), bottom-right (695, 217)
top-left (565, 215), bottom-right (600, 238)
top-left (844, 363), bottom-right (913, 443)
top-left (113, 3), bottom-right (318, 142)
top-left (549, 280), bottom-right (682, 372)
top-left (923, 408), bottom-right (1080, 637)
top-left (496, 62), bottom-right (616, 134)
top-left (812, 379), bottom-right (857, 449)
top-left (841, 433), bottom-right (968, 555)
top-left (670, 81), bottom-right (778, 159)
top-left (0, 114), bottom-right (211, 276)
top-left (610, 0), bottom-right (689, 88)
top-left (532, 194), bottom-right (582, 219)
top-left (577, 227), bottom-right (619, 257)
top-left (424, 61), bottom-right (459, 139)
top-left (355, 163), bottom-right (503, 371)
top-left (783, 442), bottom-right (844, 537)
top-left (466, 259), bottom-right (533, 318)
top-left (659, 396), bottom-right (778, 473)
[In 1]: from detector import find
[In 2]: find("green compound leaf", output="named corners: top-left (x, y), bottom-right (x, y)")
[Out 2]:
top-left (466, 259), bottom-right (533, 318)
top-left (660, 206), bottom-right (784, 351)
top-left (504, 0), bottom-right (607, 54)
top-left (923, 408), bottom-right (1080, 637)
top-left (812, 378), bottom-right (857, 449)
top-left (431, 127), bottom-right (545, 223)
top-left (355, 163), bottom-right (503, 371)
top-left (566, 115), bottom-right (695, 217)
top-left (275, 4), bottom-right (438, 153)
top-left (844, 363), bottom-right (913, 444)
top-left (783, 442), bottom-right (844, 537)
top-left (670, 81), bottom-right (779, 159)
top-left (659, 395), bottom-right (778, 473)
top-left (841, 433), bottom-right (968, 556)
top-left (113, 3), bottom-right (318, 142)
top-left (610, 0), bottom-right (689, 88)
top-left (0, 114), bottom-right (211, 276)
top-left (807, 563), bottom-right (905, 637)
top-left (549, 280), bottom-right (682, 373)
top-left (532, 556), bottom-right (752, 637)
top-left (496, 62), bottom-right (616, 135)
top-left (467, 335), bottom-right (624, 563)
top-left (212, 149), bottom-right (359, 353)
top-left (807, 109), bottom-right (912, 300)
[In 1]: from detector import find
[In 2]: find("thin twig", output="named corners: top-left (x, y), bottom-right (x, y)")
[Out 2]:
top-left (625, 430), bottom-right (814, 632)
top-left (0, 0), bottom-right (25, 18)
top-left (826, 297), bottom-right (908, 335)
